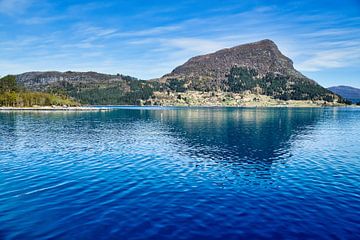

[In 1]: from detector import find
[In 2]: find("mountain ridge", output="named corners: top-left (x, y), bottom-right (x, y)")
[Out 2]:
top-left (328, 86), bottom-right (360, 103)
top-left (6, 39), bottom-right (345, 105)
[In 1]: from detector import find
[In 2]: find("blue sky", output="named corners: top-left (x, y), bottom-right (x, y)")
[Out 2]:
top-left (0, 0), bottom-right (359, 87)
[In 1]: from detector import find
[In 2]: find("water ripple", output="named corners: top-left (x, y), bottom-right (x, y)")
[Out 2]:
top-left (0, 107), bottom-right (360, 239)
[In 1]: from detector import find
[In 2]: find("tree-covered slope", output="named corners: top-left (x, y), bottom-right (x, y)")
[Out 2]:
top-left (227, 67), bottom-right (338, 101)
top-left (0, 75), bottom-right (79, 107)
top-left (15, 71), bottom-right (161, 105)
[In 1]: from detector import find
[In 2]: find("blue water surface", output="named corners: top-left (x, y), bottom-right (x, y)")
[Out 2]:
top-left (0, 107), bottom-right (359, 239)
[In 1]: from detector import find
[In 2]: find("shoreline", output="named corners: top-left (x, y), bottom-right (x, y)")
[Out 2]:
top-left (0, 106), bottom-right (110, 111)
top-left (143, 91), bottom-right (353, 108)
top-left (0, 104), bottom-right (357, 111)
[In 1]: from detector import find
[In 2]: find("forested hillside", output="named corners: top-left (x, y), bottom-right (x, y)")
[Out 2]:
top-left (0, 75), bottom-right (79, 107)
top-left (227, 67), bottom-right (338, 101)
top-left (48, 79), bottom-right (161, 105)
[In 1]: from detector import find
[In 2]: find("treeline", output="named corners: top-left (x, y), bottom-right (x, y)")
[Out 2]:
top-left (0, 75), bottom-right (79, 107)
top-left (48, 79), bottom-right (162, 105)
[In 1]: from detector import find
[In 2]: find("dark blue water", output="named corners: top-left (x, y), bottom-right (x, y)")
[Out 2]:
top-left (0, 107), bottom-right (359, 239)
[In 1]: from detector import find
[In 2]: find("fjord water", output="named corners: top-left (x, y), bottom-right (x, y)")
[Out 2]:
top-left (0, 107), bottom-right (359, 239)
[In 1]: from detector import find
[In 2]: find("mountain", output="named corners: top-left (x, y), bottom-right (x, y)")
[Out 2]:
top-left (11, 39), bottom-right (344, 106)
top-left (159, 39), bottom-right (341, 102)
top-left (328, 86), bottom-right (360, 103)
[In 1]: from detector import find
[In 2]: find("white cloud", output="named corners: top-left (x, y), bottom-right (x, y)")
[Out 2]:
top-left (106, 25), bottom-right (182, 39)
top-left (300, 28), bottom-right (359, 38)
top-left (296, 48), bottom-right (360, 71)
top-left (163, 38), bottom-right (230, 54)
top-left (80, 26), bottom-right (118, 37)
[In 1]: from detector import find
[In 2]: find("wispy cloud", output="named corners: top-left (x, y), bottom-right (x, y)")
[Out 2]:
top-left (81, 26), bottom-right (118, 37)
top-left (300, 29), bottom-right (360, 38)
top-left (0, 0), bottom-right (32, 15)
top-left (108, 25), bottom-right (182, 38)
top-left (19, 15), bottom-right (66, 25)
top-left (161, 37), bottom-right (231, 55)
top-left (66, 1), bottom-right (114, 14)
top-left (296, 47), bottom-right (360, 71)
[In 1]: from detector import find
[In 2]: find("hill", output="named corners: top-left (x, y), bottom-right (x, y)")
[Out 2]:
top-left (0, 75), bottom-right (79, 107)
top-left (328, 86), bottom-right (360, 103)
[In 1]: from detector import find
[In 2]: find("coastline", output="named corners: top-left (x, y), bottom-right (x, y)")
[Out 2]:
top-left (73, 103), bottom-right (357, 109)
top-left (1, 101), bottom-right (357, 111)
top-left (0, 106), bottom-right (110, 111)
top-left (139, 91), bottom-right (351, 108)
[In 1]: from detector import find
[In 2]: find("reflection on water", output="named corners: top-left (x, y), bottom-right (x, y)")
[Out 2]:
top-left (149, 108), bottom-right (320, 174)
top-left (0, 107), bottom-right (359, 239)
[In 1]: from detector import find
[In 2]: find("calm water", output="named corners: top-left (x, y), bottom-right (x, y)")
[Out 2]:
top-left (0, 107), bottom-right (359, 239)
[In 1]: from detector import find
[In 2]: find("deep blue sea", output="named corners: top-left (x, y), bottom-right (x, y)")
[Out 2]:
top-left (0, 107), bottom-right (359, 239)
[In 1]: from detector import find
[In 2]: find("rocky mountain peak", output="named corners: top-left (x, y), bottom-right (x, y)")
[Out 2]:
top-left (165, 39), bottom-right (303, 84)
